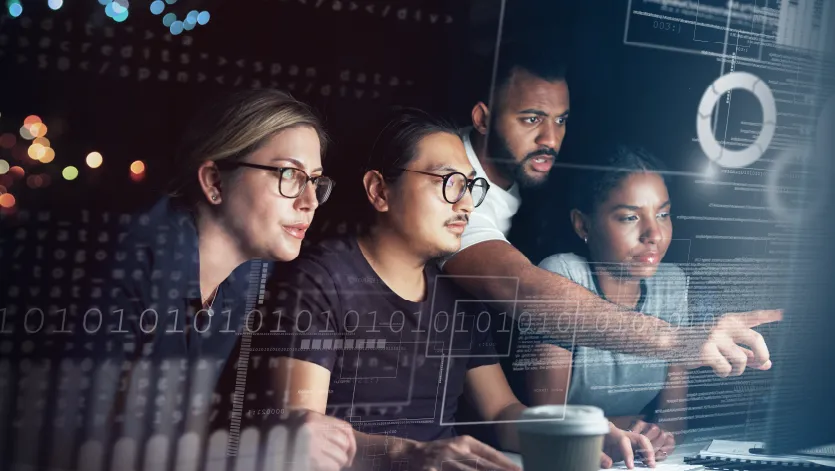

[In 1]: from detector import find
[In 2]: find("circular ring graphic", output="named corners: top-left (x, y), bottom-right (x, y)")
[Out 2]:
top-left (696, 71), bottom-right (777, 168)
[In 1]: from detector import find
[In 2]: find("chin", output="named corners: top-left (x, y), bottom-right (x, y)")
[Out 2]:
top-left (268, 242), bottom-right (302, 262)
top-left (630, 265), bottom-right (659, 279)
top-left (518, 172), bottom-right (550, 189)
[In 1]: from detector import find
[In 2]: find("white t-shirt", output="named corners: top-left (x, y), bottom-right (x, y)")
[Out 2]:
top-left (440, 129), bottom-right (522, 267)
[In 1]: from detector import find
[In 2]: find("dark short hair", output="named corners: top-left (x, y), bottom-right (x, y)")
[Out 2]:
top-left (571, 145), bottom-right (667, 215)
top-left (487, 41), bottom-right (569, 106)
top-left (365, 108), bottom-right (459, 182)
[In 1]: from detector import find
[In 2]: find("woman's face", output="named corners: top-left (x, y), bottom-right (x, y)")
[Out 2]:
top-left (582, 172), bottom-right (672, 280)
top-left (219, 126), bottom-right (323, 262)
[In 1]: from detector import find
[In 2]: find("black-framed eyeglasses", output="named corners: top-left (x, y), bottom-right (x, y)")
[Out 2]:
top-left (216, 161), bottom-right (335, 204)
top-left (395, 168), bottom-right (490, 207)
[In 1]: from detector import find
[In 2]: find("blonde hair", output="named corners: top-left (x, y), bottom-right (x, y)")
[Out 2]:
top-left (169, 89), bottom-right (327, 203)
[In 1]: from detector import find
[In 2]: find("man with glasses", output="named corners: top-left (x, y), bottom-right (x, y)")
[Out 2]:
top-left (250, 109), bottom-right (652, 470)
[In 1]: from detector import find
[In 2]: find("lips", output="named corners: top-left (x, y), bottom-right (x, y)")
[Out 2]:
top-left (445, 222), bottom-right (467, 235)
top-left (529, 156), bottom-right (554, 173)
top-left (632, 252), bottom-right (660, 264)
top-left (282, 223), bottom-right (309, 240)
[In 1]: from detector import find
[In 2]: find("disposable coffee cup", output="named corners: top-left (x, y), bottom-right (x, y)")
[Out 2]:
top-left (516, 405), bottom-right (609, 471)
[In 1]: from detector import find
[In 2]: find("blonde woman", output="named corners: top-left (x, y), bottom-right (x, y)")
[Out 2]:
top-left (86, 89), bottom-right (355, 471)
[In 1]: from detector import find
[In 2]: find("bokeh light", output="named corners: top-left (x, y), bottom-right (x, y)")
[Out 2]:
top-left (130, 160), bottom-right (145, 174)
top-left (29, 123), bottom-right (48, 138)
top-left (162, 12), bottom-right (176, 26)
top-left (40, 148), bottom-right (55, 163)
top-left (27, 143), bottom-right (46, 161)
top-left (48, 0), bottom-right (63, 10)
top-left (9, 166), bottom-right (25, 180)
top-left (23, 115), bottom-right (42, 127)
top-left (8, 2), bottom-right (22, 18)
top-left (165, 0), bottom-right (178, 4)
top-left (0, 133), bottom-right (15, 149)
top-left (39, 173), bottom-right (52, 187)
top-left (0, 185), bottom-right (5, 194)
top-left (27, 175), bottom-right (42, 189)
top-left (33, 137), bottom-right (50, 148)
top-left (19, 126), bottom-right (34, 140)
top-left (170, 20), bottom-right (184, 35)
top-left (0, 159), bottom-right (9, 174)
top-left (0, 193), bottom-right (15, 209)
top-left (150, 0), bottom-right (164, 14)
top-left (197, 11), bottom-right (210, 25)
top-left (186, 10), bottom-right (198, 23)
top-left (86, 151), bottom-right (103, 168)
top-left (62, 166), bottom-right (79, 180)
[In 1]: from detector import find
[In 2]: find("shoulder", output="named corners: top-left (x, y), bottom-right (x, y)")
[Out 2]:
top-left (539, 252), bottom-right (588, 275)
top-left (277, 237), bottom-right (363, 288)
top-left (538, 252), bottom-right (595, 290)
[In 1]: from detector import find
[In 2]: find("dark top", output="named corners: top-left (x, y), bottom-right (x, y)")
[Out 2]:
top-left (253, 236), bottom-right (498, 442)
top-left (83, 197), bottom-right (271, 435)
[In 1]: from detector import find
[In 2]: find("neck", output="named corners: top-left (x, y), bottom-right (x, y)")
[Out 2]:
top-left (195, 210), bottom-right (248, 304)
top-left (593, 265), bottom-right (642, 308)
top-left (357, 226), bottom-right (427, 302)
top-left (470, 129), bottom-right (514, 190)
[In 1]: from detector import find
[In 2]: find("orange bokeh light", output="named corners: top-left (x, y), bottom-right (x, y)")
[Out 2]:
top-left (23, 115), bottom-right (42, 127)
top-left (29, 123), bottom-right (48, 138)
top-left (130, 160), bottom-right (146, 174)
top-left (9, 166), bottom-right (24, 180)
top-left (0, 193), bottom-right (15, 208)
top-left (40, 147), bottom-right (55, 163)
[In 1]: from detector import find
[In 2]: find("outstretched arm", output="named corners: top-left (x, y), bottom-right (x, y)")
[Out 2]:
top-left (444, 241), bottom-right (782, 376)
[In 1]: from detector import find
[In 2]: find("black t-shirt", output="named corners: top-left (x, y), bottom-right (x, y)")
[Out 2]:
top-left (254, 236), bottom-right (498, 442)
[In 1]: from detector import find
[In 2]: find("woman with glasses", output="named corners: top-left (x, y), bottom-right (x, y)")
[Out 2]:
top-left (86, 89), bottom-right (356, 471)
top-left (248, 109), bottom-right (653, 471)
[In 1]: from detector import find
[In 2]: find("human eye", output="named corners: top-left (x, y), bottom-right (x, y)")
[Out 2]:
top-left (520, 116), bottom-right (541, 125)
top-left (556, 116), bottom-right (568, 125)
top-left (279, 168), bottom-right (303, 182)
top-left (657, 211), bottom-right (670, 219)
top-left (619, 214), bottom-right (639, 223)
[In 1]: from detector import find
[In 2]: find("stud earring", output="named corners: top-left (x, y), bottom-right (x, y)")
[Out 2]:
top-left (584, 237), bottom-right (588, 244)
top-left (211, 194), bottom-right (218, 201)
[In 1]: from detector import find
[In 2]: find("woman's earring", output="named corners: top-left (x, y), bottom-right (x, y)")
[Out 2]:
top-left (211, 194), bottom-right (218, 201)
top-left (584, 237), bottom-right (588, 244)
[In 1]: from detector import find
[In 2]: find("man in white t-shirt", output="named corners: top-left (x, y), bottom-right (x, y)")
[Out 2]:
top-left (442, 44), bottom-right (782, 381)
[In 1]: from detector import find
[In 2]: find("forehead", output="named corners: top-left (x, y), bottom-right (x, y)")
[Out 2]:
top-left (499, 69), bottom-right (570, 114)
top-left (248, 126), bottom-right (323, 170)
top-left (410, 132), bottom-right (472, 173)
top-left (603, 172), bottom-right (669, 206)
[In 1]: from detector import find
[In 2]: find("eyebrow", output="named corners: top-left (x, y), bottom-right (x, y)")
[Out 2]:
top-left (271, 157), bottom-right (323, 173)
top-left (517, 109), bottom-right (571, 117)
top-left (611, 200), bottom-right (671, 212)
top-left (426, 164), bottom-right (475, 177)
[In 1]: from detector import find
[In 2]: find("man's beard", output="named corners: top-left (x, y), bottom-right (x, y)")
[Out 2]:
top-left (485, 128), bottom-right (558, 189)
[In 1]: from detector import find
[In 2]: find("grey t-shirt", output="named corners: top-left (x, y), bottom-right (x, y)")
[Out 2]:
top-left (538, 252), bottom-right (689, 417)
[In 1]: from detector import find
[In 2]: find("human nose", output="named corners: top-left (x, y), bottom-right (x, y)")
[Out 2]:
top-left (535, 121), bottom-right (562, 150)
top-left (293, 179), bottom-right (320, 212)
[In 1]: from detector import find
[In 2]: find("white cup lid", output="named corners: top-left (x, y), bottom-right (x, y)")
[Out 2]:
top-left (516, 405), bottom-right (609, 436)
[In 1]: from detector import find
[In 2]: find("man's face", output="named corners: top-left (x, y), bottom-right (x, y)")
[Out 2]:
top-left (587, 172), bottom-right (672, 280)
top-left (220, 126), bottom-right (323, 261)
top-left (386, 132), bottom-right (475, 259)
top-left (488, 69), bottom-right (570, 188)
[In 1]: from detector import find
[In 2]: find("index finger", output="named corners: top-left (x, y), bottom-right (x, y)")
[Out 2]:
top-left (735, 309), bottom-right (783, 328)
top-left (468, 439), bottom-right (522, 471)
